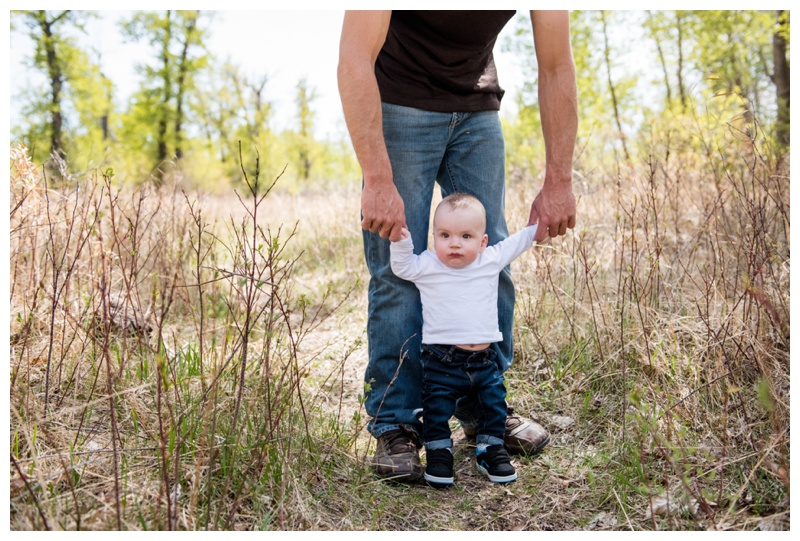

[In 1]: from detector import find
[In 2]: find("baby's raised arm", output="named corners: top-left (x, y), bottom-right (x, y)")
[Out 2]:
top-left (389, 228), bottom-right (420, 280)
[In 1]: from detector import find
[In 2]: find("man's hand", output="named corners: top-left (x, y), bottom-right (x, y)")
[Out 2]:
top-left (361, 180), bottom-right (406, 242)
top-left (528, 11), bottom-right (578, 244)
top-left (338, 12), bottom-right (402, 240)
top-left (528, 177), bottom-right (576, 242)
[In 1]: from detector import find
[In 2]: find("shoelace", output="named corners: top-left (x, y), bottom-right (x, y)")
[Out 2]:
top-left (505, 407), bottom-right (524, 431)
top-left (481, 445), bottom-right (512, 467)
top-left (384, 424), bottom-right (420, 453)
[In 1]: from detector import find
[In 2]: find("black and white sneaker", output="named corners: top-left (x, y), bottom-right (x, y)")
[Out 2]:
top-left (476, 443), bottom-right (517, 484)
top-left (424, 448), bottom-right (454, 488)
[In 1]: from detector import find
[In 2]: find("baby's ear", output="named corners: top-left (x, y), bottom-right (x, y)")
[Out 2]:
top-left (480, 234), bottom-right (489, 250)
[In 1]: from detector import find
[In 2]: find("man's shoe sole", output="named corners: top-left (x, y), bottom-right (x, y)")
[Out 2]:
top-left (464, 429), bottom-right (551, 455)
top-left (378, 473), bottom-right (424, 482)
top-left (372, 466), bottom-right (424, 482)
top-left (506, 433), bottom-right (550, 455)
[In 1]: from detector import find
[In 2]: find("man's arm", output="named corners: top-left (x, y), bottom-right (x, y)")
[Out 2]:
top-left (528, 11), bottom-right (578, 242)
top-left (337, 10), bottom-right (406, 242)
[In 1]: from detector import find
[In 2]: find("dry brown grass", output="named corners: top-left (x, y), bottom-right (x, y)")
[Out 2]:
top-left (8, 116), bottom-right (790, 531)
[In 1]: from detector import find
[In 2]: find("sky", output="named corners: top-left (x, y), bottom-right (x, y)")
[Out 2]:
top-left (7, 8), bottom-right (530, 140)
top-left (7, 3), bottom-right (788, 141)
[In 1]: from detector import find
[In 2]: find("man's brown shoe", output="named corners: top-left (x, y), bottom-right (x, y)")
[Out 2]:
top-left (370, 424), bottom-right (424, 481)
top-left (463, 407), bottom-right (550, 455)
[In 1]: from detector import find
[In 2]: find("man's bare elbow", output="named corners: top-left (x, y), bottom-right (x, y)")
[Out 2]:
top-left (337, 52), bottom-right (358, 92)
top-left (337, 59), bottom-right (347, 88)
top-left (539, 50), bottom-right (576, 82)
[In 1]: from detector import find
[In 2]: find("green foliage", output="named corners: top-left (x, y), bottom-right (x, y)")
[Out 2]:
top-left (502, 10), bottom-right (789, 179)
top-left (10, 10), bottom-right (107, 169)
top-left (118, 10), bottom-right (208, 179)
top-left (684, 11), bottom-right (775, 106)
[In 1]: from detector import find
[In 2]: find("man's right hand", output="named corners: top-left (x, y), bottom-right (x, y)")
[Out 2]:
top-left (338, 11), bottom-right (402, 242)
top-left (361, 179), bottom-right (406, 242)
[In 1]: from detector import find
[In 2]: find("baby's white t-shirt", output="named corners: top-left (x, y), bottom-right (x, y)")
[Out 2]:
top-left (390, 225), bottom-right (537, 345)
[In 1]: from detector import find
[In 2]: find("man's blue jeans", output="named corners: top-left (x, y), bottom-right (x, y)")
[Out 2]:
top-left (420, 344), bottom-right (507, 451)
top-left (363, 102), bottom-right (514, 439)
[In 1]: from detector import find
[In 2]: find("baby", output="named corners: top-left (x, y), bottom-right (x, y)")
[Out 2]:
top-left (390, 192), bottom-right (538, 487)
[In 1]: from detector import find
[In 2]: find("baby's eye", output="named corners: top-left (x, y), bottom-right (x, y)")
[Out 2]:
top-left (462, 234), bottom-right (471, 239)
top-left (441, 232), bottom-right (449, 238)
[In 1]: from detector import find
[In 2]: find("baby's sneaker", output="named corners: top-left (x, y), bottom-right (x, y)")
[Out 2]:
top-left (476, 443), bottom-right (517, 484)
top-left (424, 448), bottom-right (454, 488)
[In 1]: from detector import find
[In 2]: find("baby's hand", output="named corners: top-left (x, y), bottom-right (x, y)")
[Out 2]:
top-left (400, 227), bottom-right (410, 239)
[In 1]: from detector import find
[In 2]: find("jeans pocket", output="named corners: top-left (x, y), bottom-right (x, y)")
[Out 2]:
top-left (465, 348), bottom-right (497, 374)
top-left (478, 348), bottom-right (497, 365)
top-left (423, 344), bottom-right (452, 364)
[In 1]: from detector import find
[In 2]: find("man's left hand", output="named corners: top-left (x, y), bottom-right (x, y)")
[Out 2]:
top-left (528, 178), bottom-right (576, 243)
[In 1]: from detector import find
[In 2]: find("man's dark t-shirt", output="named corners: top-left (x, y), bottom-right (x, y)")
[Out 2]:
top-left (375, 10), bottom-right (516, 113)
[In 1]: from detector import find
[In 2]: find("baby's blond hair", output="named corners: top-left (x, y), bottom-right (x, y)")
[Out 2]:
top-left (434, 192), bottom-right (486, 229)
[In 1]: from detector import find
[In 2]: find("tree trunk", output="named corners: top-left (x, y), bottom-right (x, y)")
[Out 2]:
top-left (600, 11), bottom-right (630, 162)
top-left (174, 13), bottom-right (198, 161)
top-left (646, 11), bottom-right (673, 110)
top-left (773, 10), bottom-right (790, 148)
top-left (250, 76), bottom-right (268, 139)
top-left (38, 10), bottom-right (66, 159)
top-left (156, 10), bottom-right (172, 167)
top-left (676, 11), bottom-right (687, 113)
top-left (100, 74), bottom-right (111, 142)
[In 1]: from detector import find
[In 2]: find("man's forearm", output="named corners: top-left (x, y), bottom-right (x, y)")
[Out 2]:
top-left (530, 10), bottom-right (578, 185)
top-left (337, 10), bottom-right (393, 187)
top-left (338, 64), bottom-right (393, 186)
top-left (539, 61), bottom-right (578, 184)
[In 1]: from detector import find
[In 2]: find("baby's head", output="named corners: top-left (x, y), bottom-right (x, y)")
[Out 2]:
top-left (432, 193), bottom-right (489, 269)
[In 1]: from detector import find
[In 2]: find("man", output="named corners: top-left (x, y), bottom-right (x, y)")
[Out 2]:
top-left (337, 10), bottom-right (578, 481)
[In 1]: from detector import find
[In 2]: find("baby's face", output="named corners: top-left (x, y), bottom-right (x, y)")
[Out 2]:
top-left (433, 205), bottom-right (488, 269)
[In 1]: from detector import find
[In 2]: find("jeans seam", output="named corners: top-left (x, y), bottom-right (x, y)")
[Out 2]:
top-left (441, 152), bottom-right (458, 196)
